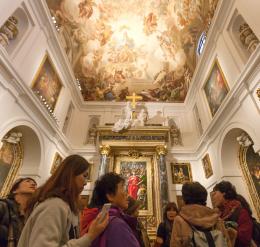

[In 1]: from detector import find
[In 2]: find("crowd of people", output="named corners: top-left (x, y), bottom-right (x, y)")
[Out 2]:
top-left (0, 154), bottom-right (259, 247)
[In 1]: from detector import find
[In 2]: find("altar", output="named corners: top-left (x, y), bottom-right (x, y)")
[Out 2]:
top-left (97, 126), bottom-right (170, 240)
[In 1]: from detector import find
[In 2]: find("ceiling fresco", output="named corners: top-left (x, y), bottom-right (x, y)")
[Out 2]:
top-left (46, 0), bottom-right (219, 102)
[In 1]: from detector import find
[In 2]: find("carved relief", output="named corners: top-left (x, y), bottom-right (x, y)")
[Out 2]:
top-left (0, 16), bottom-right (19, 48)
top-left (239, 23), bottom-right (259, 54)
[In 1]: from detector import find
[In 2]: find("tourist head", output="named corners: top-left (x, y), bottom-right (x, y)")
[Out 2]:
top-left (28, 154), bottom-right (89, 214)
top-left (8, 177), bottom-right (37, 199)
top-left (163, 202), bottom-right (178, 222)
top-left (124, 196), bottom-right (141, 217)
top-left (89, 172), bottom-right (128, 210)
top-left (182, 182), bottom-right (207, 206)
top-left (212, 181), bottom-right (237, 207)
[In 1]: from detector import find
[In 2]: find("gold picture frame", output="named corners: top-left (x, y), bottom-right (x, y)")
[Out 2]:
top-left (31, 53), bottom-right (63, 110)
top-left (171, 162), bottom-right (193, 184)
top-left (0, 138), bottom-right (23, 197)
top-left (203, 59), bottom-right (229, 117)
top-left (50, 152), bottom-right (63, 175)
top-left (202, 153), bottom-right (213, 179)
top-left (239, 145), bottom-right (260, 219)
top-left (114, 155), bottom-right (154, 216)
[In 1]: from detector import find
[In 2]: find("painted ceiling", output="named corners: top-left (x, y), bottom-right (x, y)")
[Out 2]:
top-left (46, 0), bottom-right (218, 102)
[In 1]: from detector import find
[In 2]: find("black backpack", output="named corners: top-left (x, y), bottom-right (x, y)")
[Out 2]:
top-left (251, 217), bottom-right (260, 246)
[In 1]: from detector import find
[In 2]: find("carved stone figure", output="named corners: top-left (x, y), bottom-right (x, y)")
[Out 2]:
top-left (169, 124), bottom-right (182, 146)
top-left (132, 109), bottom-right (148, 127)
top-left (237, 132), bottom-right (252, 147)
top-left (239, 23), bottom-right (259, 54)
top-left (0, 16), bottom-right (19, 48)
top-left (87, 123), bottom-right (97, 144)
top-left (112, 102), bottom-right (133, 132)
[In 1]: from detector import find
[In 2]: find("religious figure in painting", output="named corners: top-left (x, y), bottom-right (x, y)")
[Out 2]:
top-left (128, 170), bottom-right (141, 200)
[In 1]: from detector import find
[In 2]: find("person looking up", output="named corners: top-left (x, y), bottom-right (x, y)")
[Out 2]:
top-left (18, 154), bottom-right (108, 247)
top-left (0, 177), bottom-right (37, 247)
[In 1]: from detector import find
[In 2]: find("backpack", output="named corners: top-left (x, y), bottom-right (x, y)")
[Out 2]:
top-left (251, 218), bottom-right (260, 246)
top-left (190, 225), bottom-right (228, 247)
top-left (180, 215), bottom-right (228, 247)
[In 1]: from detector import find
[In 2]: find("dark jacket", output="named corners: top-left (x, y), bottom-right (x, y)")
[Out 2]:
top-left (81, 206), bottom-right (140, 247)
top-left (0, 198), bottom-right (24, 247)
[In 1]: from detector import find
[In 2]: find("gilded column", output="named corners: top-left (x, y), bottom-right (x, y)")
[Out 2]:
top-left (156, 145), bottom-right (168, 212)
top-left (98, 145), bottom-right (111, 177)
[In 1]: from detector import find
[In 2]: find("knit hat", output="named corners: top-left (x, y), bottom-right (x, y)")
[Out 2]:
top-left (124, 196), bottom-right (142, 216)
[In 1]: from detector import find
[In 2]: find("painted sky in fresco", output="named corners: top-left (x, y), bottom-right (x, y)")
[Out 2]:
top-left (46, 0), bottom-right (218, 102)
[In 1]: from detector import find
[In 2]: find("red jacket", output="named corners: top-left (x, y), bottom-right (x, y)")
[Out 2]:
top-left (234, 208), bottom-right (253, 247)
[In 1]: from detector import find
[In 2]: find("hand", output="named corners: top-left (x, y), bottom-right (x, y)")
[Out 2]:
top-left (87, 212), bottom-right (109, 242)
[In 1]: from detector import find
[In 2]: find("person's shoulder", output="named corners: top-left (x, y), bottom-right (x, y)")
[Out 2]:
top-left (33, 197), bottom-right (70, 215)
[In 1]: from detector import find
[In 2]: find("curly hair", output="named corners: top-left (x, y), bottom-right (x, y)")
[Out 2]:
top-left (213, 181), bottom-right (237, 200)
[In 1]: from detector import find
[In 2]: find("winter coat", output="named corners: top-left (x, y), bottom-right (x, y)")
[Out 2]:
top-left (81, 206), bottom-right (140, 247)
top-left (170, 204), bottom-right (226, 247)
top-left (0, 198), bottom-right (24, 247)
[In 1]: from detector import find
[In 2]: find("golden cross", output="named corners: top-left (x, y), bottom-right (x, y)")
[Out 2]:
top-left (126, 92), bottom-right (143, 109)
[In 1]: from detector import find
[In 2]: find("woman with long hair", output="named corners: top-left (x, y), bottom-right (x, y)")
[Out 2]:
top-left (154, 202), bottom-right (178, 247)
top-left (18, 154), bottom-right (108, 247)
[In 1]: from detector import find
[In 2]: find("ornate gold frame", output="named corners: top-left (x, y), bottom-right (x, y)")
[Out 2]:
top-left (31, 53), bottom-right (63, 110)
top-left (239, 146), bottom-right (260, 219)
top-left (170, 162), bottom-right (193, 184)
top-left (114, 155), bottom-right (154, 216)
top-left (0, 142), bottom-right (23, 198)
top-left (203, 58), bottom-right (230, 117)
top-left (202, 153), bottom-right (213, 179)
top-left (50, 152), bottom-right (63, 174)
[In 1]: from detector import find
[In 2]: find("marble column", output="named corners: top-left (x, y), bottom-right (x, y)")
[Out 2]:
top-left (98, 145), bottom-right (111, 177)
top-left (156, 145), bottom-right (168, 212)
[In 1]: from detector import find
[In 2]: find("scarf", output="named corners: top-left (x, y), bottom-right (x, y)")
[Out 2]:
top-left (220, 199), bottom-right (241, 220)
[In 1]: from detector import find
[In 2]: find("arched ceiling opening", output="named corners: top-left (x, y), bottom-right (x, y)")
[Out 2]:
top-left (46, 0), bottom-right (219, 102)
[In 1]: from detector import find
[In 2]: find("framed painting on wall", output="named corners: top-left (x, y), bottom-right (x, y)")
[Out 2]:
top-left (31, 54), bottom-right (63, 111)
top-left (203, 59), bottom-right (229, 117)
top-left (0, 132), bottom-right (23, 197)
top-left (170, 163), bottom-right (193, 184)
top-left (50, 152), bottom-right (63, 175)
top-left (114, 156), bottom-right (153, 216)
top-left (239, 144), bottom-right (260, 218)
top-left (202, 153), bottom-right (213, 179)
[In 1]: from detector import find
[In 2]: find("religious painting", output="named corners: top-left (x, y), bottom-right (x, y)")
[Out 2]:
top-left (86, 162), bottom-right (92, 181)
top-left (114, 156), bottom-right (153, 216)
top-left (239, 144), bottom-right (260, 218)
top-left (176, 195), bottom-right (184, 210)
top-left (202, 153), bottom-right (213, 179)
top-left (203, 59), bottom-right (229, 117)
top-left (0, 134), bottom-right (23, 197)
top-left (46, 0), bottom-right (219, 102)
top-left (79, 195), bottom-right (90, 210)
top-left (50, 152), bottom-right (63, 175)
top-left (31, 54), bottom-right (62, 110)
top-left (210, 191), bottom-right (216, 208)
top-left (62, 102), bottom-right (74, 134)
top-left (171, 163), bottom-right (192, 184)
